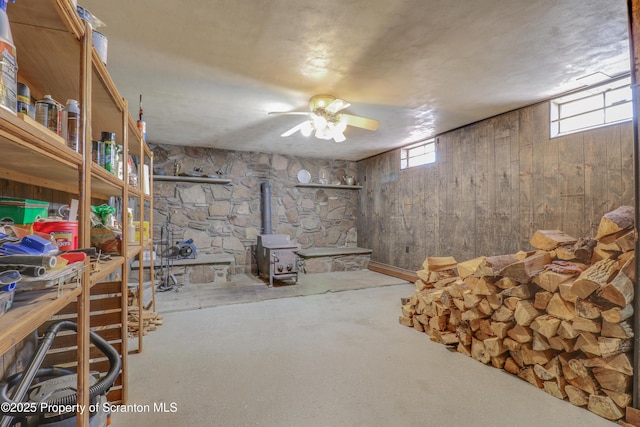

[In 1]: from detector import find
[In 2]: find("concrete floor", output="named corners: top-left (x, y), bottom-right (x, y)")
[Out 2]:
top-left (117, 271), bottom-right (613, 427)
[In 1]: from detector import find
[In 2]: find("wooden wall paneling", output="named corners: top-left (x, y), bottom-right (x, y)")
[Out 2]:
top-left (444, 128), bottom-right (476, 261)
top-left (583, 126), bottom-right (611, 236)
top-left (606, 123), bottom-right (624, 210)
top-left (436, 135), bottom-right (448, 256)
top-left (507, 111), bottom-right (522, 251)
top-left (474, 121), bottom-right (494, 258)
top-left (556, 132), bottom-right (586, 237)
top-left (518, 106), bottom-right (536, 250)
top-left (619, 122), bottom-right (634, 206)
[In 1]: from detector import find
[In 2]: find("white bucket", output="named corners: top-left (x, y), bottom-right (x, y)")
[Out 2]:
top-left (92, 30), bottom-right (107, 65)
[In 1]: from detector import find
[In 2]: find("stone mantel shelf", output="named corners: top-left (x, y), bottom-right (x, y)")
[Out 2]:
top-left (154, 175), bottom-right (232, 184)
top-left (296, 183), bottom-right (362, 190)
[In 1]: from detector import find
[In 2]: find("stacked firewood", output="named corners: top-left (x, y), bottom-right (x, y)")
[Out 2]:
top-left (399, 206), bottom-right (635, 421)
top-left (128, 290), bottom-right (163, 337)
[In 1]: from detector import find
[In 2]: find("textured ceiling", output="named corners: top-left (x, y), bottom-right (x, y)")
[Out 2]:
top-left (79, 0), bottom-right (630, 161)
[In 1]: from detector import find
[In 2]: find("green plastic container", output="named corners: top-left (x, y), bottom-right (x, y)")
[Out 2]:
top-left (0, 197), bottom-right (49, 224)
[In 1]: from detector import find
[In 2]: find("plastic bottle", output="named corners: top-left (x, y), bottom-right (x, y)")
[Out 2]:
top-left (127, 208), bottom-right (135, 243)
top-left (102, 131), bottom-right (116, 173)
top-left (0, 0), bottom-right (16, 114)
top-left (62, 99), bottom-right (80, 152)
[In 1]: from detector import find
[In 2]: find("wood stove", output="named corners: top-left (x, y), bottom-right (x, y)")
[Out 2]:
top-left (256, 234), bottom-right (299, 286)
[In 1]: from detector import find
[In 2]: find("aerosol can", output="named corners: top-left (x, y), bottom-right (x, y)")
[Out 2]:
top-left (0, 0), bottom-right (17, 114)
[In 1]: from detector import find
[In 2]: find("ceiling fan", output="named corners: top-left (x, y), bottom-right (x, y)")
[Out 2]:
top-left (269, 95), bottom-right (380, 143)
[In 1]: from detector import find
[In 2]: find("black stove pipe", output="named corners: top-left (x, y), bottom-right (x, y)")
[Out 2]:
top-left (261, 181), bottom-right (272, 235)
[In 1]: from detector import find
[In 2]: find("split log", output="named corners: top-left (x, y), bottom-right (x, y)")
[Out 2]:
top-left (503, 297), bottom-right (521, 311)
top-left (463, 292), bottom-right (481, 309)
top-left (603, 389), bottom-right (632, 409)
top-left (548, 335), bottom-right (575, 352)
top-left (489, 321), bottom-right (513, 339)
top-left (457, 343), bottom-right (472, 357)
top-left (471, 337), bottom-right (490, 364)
top-left (484, 336), bottom-right (506, 357)
top-left (507, 324), bottom-right (533, 343)
top-left (601, 304), bottom-right (633, 323)
top-left (543, 377), bottom-right (567, 399)
top-left (477, 298), bottom-right (494, 316)
top-left (614, 229), bottom-right (636, 253)
top-left (571, 317), bottom-right (601, 334)
top-left (476, 254), bottom-right (520, 277)
top-left (486, 293), bottom-right (503, 310)
top-left (399, 316), bottom-right (413, 327)
top-left (545, 293), bottom-right (576, 320)
top-left (424, 256), bottom-right (458, 272)
top-left (582, 353), bottom-right (633, 376)
top-left (533, 270), bottom-right (574, 293)
top-left (517, 367), bottom-right (543, 388)
top-left (413, 318), bottom-right (425, 332)
top-left (457, 256), bottom-right (484, 279)
top-left (567, 359), bottom-right (590, 378)
top-left (401, 304), bottom-right (415, 318)
top-left (499, 252), bottom-right (551, 284)
top-left (520, 344), bottom-right (554, 366)
top-left (503, 337), bottom-right (522, 351)
top-left (501, 284), bottom-right (534, 300)
top-left (529, 314), bottom-right (561, 338)
top-left (490, 354), bottom-right (508, 369)
top-left (532, 331), bottom-right (551, 351)
top-left (592, 367), bottom-right (631, 393)
top-left (587, 394), bottom-right (625, 421)
top-left (599, 337), bottom-right (633, 358)
top-left (574, 298), bottom-right (602, 320)
top-left (568, 375), bottom-right (599, 395)
top-left (456, 324), bottom-right (473, 346)
top-left (595, 205), bottom-right (634, 240)
top-left (575, 332), bottom-right (602, 356)
top-left (491, 306), bottom-right (514, 322)
top-left (533, 291), bottom-right (553, 310)
top-left (557, 320), bottom-right (579, 339)
top-left (504, 357), bottom-right (521, 374)
top-left (514, 300), bottom-right (541, 326)
top-left (598, 255), bottom-right (635, 308)
top-left (495, 277), bottom-right (518, 289)
top-left (565, 385), bottom-right (589, 406)
top-left (530, 229), bottom-right (577, 250)
top-left (558, 280), bottom-right (578, 303)
top-left (601, 320), bottom-right (633, 339)
top-left (574, 237), bottom-right (597, 263)
top-left (571, 258), bottom-right (619, 299)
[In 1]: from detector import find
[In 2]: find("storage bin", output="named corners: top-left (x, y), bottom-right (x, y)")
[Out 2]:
top-left (0, 197), bottom-right (49, 224)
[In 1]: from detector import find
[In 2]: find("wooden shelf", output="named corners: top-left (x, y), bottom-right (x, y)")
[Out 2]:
top-left (89, 256), bottom-right (125, 286)
top-left (296, 183), bottom-right (362, 190)
top-left (0, 284), bottom-right (83, 355)
top-left (154, 175), bottom-right (231, 184)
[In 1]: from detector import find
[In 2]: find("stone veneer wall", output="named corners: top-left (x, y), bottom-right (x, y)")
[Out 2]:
top-left (151, 144), bottom-right (360, 275)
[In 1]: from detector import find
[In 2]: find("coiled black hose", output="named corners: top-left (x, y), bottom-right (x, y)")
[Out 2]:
top-left (0, 321), bottom-right (122, 423)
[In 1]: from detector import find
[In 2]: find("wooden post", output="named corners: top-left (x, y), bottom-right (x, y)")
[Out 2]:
top-left (628, 0), bottom-right (640, 410)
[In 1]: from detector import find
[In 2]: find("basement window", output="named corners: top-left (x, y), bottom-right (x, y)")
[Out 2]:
top-left (400, 138), bottom-right (436, 169)
top-left (550, 76), bottom-right (632, 138)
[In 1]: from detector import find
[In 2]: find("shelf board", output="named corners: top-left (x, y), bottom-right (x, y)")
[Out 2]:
top-left (154, 175), bottom-right (231, 184)
top-left (0, 284), bottom-right (82, 354)
top-left (0, 109), bottom-right (82, 193)
top-left (296, 183), bottom-right (362, 190)
top-left (126, 245), bottom-right (142, 261)
top-left (89, 256), bottom-right (124, 286)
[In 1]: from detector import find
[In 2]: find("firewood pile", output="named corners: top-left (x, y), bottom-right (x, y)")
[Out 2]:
top-left (128, 290), bottom-right (163, 337)
top-left (399, 206), bottom-right (636, 421)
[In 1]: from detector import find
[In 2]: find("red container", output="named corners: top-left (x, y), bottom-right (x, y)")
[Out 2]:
top-left (33, 220), bottom-right (78, 250)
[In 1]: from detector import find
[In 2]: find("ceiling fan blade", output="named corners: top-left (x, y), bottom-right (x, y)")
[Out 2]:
top-left (281, 121), bottom-right (310, 137)
top-left (341, 113), bottom-right (380, 131)
top-left (325, 98), bottom-right (351, 114)
top-left (268, 111), bottom-right (311, 116)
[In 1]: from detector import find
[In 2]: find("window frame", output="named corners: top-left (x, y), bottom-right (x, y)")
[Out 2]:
top-left (550, 75), bottom-right (632, 138)
top-left (400, 138), bottom-right (437, 170)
